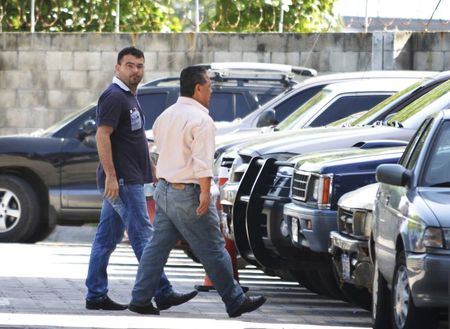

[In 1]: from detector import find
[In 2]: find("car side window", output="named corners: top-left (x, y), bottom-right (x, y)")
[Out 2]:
top-left (399, 118), bottom-right (433, 170)
top-left (209, 93), bottom-right (250, 121)
top-left (273, 86), bottom-right (323, 122)
top-left (308, 94), bottom-right (390, 127)
top-left (138, 93), bottom-right (171, 130)
top-left (422, 121), bottom-right (450, 187)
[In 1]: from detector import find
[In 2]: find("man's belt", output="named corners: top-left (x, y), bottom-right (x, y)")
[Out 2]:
top-left (159, 178), bottom-right (197, 190)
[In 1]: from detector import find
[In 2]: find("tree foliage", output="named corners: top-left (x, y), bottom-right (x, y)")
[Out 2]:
top-left (203, 0), bottom-right (337, 32)
top-left (0, 0), bottom-right (337, 32)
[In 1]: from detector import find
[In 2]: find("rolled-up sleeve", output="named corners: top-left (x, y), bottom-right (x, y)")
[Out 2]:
top-left (191, 119), bottom-right (215, 178)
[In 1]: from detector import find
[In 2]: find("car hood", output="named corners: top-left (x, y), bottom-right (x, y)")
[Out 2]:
top-left (338, 183), bottom-right (380, 211)
top-left (238, 126), bottom-right (414, 157)
top-left (289, 146), bottom-right (404, 173)
top-left (420, 189), bottom-right (450, 227)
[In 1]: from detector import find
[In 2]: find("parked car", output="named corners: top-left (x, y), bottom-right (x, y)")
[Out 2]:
top-left (139, 62), bottom-right (312, 128)
top-left (219, 72), bottom-right (450, 246)
top-left (371, 109), bottom-right (450, 329)
top-left (215, 70), bottom-right (435, 135)
top-left (329, 182), bottom-right (379, 309)
top-left (218, 77), bottom-right (450, 296)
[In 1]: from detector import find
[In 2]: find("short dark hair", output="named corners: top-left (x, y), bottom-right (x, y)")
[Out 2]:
top-left (117, 46), bottom-right (145, 64)
top-left (180, 66), bottom-right (208, 97)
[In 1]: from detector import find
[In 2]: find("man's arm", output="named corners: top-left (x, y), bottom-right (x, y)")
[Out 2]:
top-left (196, 177), bottom-right (211, 216)
top-left (96, 125), bottom-right (119, 200)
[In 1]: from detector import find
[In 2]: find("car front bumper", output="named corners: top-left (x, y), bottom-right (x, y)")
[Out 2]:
top-left (284, 202), bottom-right (337, 253)
top-left (407, 251), bottom-right (450, 308)
top-left (329, 231), bottom-right (372, 288)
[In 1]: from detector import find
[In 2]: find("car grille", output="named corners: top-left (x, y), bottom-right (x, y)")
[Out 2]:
top-left (292, 170), bottom-right (310, 201)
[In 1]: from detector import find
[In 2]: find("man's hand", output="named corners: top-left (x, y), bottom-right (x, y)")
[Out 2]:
top-left (196, 191), bottom-right (210, 216)
top-left (104, 175), bottom-right (119, 200)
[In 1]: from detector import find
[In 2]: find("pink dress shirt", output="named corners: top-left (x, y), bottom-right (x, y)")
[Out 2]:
top-left (152, 97), bottom-right (215, 184)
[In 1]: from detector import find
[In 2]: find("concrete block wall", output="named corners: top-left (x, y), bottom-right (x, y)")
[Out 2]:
top-left (0, 32), bottom-right (449, 135)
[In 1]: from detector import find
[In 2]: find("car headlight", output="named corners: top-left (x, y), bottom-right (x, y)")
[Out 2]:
top-left (352, 210), bottom-right (373, 238)
top-left (310, 174), bottom-right (333, 209)
top-left (421, 227), bottom-right (444, 249)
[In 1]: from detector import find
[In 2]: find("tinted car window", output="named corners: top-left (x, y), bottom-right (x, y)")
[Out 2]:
top-left (273, 86), bottom-right (323, 122)
top-left (422, 120), bottom-right (450, 187)
top-left (399, 118), bottom-right (433, 170)
top-left (309, 94), bottom-right (390, 127)
top-left (138, 93), bottom-right (171, 130)
top-left (209, 93), bottom-right (250, 121)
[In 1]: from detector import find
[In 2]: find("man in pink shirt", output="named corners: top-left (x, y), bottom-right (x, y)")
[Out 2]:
top-left (129, 65), bottom-right (266, 317)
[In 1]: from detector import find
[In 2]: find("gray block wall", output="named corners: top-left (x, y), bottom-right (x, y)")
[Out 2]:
top-left (0, 32), bottom-right (449, 135)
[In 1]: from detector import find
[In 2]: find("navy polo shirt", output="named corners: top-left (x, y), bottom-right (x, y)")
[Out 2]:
top-left (96, 83), bottom-right (152, 188)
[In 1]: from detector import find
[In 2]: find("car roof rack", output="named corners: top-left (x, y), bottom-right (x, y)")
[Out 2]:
top-left (142, 62), bottom-right (317, 89)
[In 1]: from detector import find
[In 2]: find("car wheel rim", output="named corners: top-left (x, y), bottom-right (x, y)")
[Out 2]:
top-left (394, 264), bottom-right (409, 328)
top-left (0, 188), bottom-right (21, 233)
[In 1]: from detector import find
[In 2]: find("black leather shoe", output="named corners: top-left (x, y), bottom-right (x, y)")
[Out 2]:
top-left (128, 303), bottom-right (160, 315)
top-left (155, 290), bottom-right (198, 310)
top-left (228, 296), bottom-right (266, 318)
top-left (85, 296), bottom-right (127, 311)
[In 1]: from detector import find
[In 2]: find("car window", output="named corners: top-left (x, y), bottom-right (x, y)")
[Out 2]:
top-left (351, 80), bottom-right (424, 126)
top-left (399, 118), bottom-right (433, 170)
top-left (209, 93), bottom-right (250, 121)
top-left (308, 94), bottom-right (390, 127)
top-left (272, 86), bottom-right (323, 122)
top-left (276, 89), bottom-right (331, 130)
top-left (138, 92), bottom-right (171, 130)
top-left (422, 120), bottom-right (450, 187)
top-left (387, 80), bottom-right (450, 129)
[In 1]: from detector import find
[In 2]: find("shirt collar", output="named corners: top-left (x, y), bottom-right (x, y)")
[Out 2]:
top-left (178, 96), bottom-right (209, 114)
top-left (112, 76), bottom-right (132, 93)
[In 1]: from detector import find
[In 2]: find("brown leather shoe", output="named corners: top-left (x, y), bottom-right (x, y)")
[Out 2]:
top-left (228, 296), bottom-right (266, 318)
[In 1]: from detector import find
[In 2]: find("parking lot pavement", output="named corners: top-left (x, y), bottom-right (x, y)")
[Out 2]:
top-left (1, 226), bottom-right (371, 329)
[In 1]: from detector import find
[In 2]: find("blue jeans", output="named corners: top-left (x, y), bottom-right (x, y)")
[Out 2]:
top-left (85, 182), bottom-right (173, 302)
top-left (131, 180), bottom-right (245, 313)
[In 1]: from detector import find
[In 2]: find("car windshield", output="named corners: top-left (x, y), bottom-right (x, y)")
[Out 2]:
top-left (35, 104), bottom-right (95, 137)
top-left (275, 89), bottom-right (331, 130)
top-left (386, 79), bottom-right (450, 129)
top-left (347, 79), bottom-right (425, 127)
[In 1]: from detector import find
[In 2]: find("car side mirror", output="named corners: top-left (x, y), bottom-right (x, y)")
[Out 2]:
top-left (376, 164), bottom-right (411, 187)
top-left (78, 119), bottom-right (97, 140)
top-left (256, 109), bottom-right (278, 128)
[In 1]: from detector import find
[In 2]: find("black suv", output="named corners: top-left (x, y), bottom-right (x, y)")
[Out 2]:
top-left (138, 62), bottom-right (315, 127)
top-left (0, 62), bottom-right (314, 243)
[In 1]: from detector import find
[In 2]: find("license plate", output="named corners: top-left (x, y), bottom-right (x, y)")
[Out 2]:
top-left (291, 218), bottom-right (299, 243)
top-left (341, 253), bottom-right (351, 281)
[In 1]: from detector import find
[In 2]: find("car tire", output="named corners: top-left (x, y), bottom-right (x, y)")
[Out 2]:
top-left (390, 251), bottom-right (438, 329)
top-left (372, 258), bottom-right (392, 329)
top-left (0, 175), bottom-right (40, 242)
top-left (290, 269), bottom-right (330, 296)
top-left (339, 282), bottom-right (371, 311)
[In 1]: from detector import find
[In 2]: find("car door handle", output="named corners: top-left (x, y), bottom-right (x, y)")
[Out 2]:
top-left (385, 196), bottom-right (390, 206)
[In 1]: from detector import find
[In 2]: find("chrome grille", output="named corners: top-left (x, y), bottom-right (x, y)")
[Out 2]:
top-left (292, 170), bottom-right (310, 201)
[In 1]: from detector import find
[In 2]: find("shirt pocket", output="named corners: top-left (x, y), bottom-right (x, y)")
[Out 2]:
top-left (130, 108), bottom-right (142, 131)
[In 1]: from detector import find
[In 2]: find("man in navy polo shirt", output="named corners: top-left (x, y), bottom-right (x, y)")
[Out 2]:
top-left (85, 46), bottom-right (197, 312)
